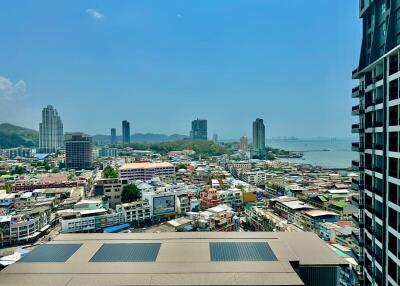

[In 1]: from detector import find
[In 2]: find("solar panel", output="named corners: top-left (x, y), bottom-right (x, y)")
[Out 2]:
top-left (209, 242), bottom-right (277, 261)
top-left (90, 243), bottom-right (161, 262)
top-left (19, 244), bottom-right (82, 263)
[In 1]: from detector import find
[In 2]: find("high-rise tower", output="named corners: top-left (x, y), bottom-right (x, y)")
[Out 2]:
top-left (190, 119), bottom-right (208, 141)
top-left (65, 132), bottom-right (93, 170)
top-left (251, 118), bottom-right (266, 158)
top-left (122, 120), bottom-right (130, 144)
top-left (352, 1), bottom-right (400, 285)
top-left (240, 136), bottom-right (248, 153)
top-left (111, 128), bottom-right (117, 144)
top-left (38, 105), bottom-right (63, 153)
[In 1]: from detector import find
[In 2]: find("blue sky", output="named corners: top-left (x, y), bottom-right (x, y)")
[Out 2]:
top-left (0, 0), bottom-right (361, 139)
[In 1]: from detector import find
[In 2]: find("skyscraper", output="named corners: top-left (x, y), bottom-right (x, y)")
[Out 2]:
top-left (65, 132), bottom-right (93, 170)
top-left (38, 105), bottom-right (64, 153)
top-left (251, 118), bottom-right (266, 158)
top-left (122, 120), bottom-right (130, 144)
top-left (212, 133), bottom-right (218, 144)
top-left (110, 128), bottom-right (117, 144)
top-left (240, 136), bottom-right (248, 153)
top-left (190, 119), bottom-right (207, 141)
top-left (352, 2), bottom-right (400, 285)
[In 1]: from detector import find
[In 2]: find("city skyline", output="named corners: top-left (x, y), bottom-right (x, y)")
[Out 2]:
top-left (0, 1), bottom-right (360, 139)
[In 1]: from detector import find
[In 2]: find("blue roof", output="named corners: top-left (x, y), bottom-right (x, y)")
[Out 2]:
top-left (34, 153), bottom-right (50, 160)
top-left (103, 223), bottom-right (130, 233)
top-left (183, 225), bottom-right (193, 231)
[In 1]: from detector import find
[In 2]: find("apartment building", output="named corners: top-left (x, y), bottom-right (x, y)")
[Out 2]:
top-left (352, 1), bottom-right (400, 285)
top-left (119, 162), bottom-right (175, 181)
top-left (243, 170), bottom-right (267, 185)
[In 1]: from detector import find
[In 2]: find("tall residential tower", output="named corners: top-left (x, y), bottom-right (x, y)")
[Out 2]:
top-left (190, 119), bottom-right (208, 141)
top-left (251, 118), bottom-right (266, 158)
top-left (240, 136), bottom-right (248, 153)
top-left (122, 120), bottom-right (130, 144)
top-left (38, 105), bottom-right (64, 153)
top-left (352, 1), bottom-right (400, 285)
top-left (111, 128), bottom-right (117, 144)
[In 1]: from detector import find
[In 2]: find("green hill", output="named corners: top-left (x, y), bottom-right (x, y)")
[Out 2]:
top-left (0, 123), bottom-right (39, 148)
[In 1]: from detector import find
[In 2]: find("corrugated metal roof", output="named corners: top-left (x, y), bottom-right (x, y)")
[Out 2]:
top-left (18, 244), bottom-right (82, 263)
top-left (210, 242), bottom-right (277, 261)
top-left (90, 243), bottom-right (161, 262)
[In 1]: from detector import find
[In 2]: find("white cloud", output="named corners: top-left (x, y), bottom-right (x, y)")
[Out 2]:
top-left (86, 8), bottom-right (104, 20)
top-left (0, 76), bottom-right (26, 100)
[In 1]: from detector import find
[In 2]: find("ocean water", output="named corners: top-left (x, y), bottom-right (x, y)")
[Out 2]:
top-left (267, 139), bottom-right (357, 169)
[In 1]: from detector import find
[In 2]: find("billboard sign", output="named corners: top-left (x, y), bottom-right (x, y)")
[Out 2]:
top-left (153, 195), bottom-right (175, 216)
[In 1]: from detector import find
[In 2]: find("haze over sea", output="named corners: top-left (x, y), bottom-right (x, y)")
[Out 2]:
top-left (267, 138), bottom-right (357, 169)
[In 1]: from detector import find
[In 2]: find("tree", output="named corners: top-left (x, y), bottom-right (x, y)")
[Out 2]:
top-left (175, 163), bottom-right (187, 171)
top-left (102, 166), bottom-right (118, 178)
top-left (11, 165), bottom-right (27, 175)
top-left (122, 184), bottom-right (141, 203)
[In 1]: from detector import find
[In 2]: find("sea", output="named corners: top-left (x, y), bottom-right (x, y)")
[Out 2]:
top-left (267, 138), bottom-right (357, 169)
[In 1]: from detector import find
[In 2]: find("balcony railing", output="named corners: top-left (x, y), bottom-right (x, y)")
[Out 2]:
top-left (351, 124), bottom-right (361, 133)
top-left (374, 165), bottom-right (383, 172)
top-left (352, 68), bottom-right (359, 79)
top-left (374, 74), bottom-right (383, 82)
top-left (352, 160), bottom-right (364, 171)
top-left (352, 142), bottom-right (360, 151)
top-left (352, 105), bottom-right (364, 115)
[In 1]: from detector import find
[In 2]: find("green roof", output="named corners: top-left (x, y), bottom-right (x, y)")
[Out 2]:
top-left (318, 195), bottom-right (328, 202)
top-left (331, 201), bottom-right (349, 209)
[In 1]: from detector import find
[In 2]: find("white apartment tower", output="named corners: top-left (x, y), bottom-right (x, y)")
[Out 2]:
top-left (38, 105), bottom-right (64, 153)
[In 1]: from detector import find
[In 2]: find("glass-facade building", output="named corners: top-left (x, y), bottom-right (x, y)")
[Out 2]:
top-left (190, 119), bottom-right (208, 141)
top-left (111, 128), bottom-right (117, 144)
top-left (352, 1), bottom-right (400, 285)
top-left (122, 120), bottom-right (130, 144)
top-left (251, 118), bottom-right (266, 159)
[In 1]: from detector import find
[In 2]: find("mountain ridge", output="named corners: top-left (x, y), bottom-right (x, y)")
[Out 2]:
top-left (0, 123), bottom-right (189, 147)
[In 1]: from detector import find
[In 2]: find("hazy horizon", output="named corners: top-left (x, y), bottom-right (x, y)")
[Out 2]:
top-left (0, 1), bottom-right (361, 139)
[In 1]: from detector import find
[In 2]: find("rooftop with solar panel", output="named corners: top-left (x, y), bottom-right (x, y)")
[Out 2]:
top-left (0, 232), bottom-right (346, 286)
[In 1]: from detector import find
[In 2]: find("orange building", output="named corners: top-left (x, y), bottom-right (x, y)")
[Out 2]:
top-left (200, 188), bottom-right (220, 208)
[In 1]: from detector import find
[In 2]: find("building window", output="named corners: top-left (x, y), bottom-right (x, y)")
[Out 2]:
top-left (389, 106), bottom-right (398, 126)
top-left (388, 232), bottom-right (397, 256)
top-left (389, 257), bottom-right (397, 282)
top-left (388, 207), bottom-right (398, 230)
top-left (389, 132), bottom-right (398, 152)
top-left (389, 158), bottom-right (398, 178)
top-left (389, 183), bottom-right (398, 204)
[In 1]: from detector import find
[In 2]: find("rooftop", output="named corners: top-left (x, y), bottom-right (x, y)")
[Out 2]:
top-left (120, 162), bottom-right (174, 170)
top-left (0, 232), bottom-right (346, 286)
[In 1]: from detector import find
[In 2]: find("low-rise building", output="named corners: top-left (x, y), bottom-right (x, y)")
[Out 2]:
top-left (115, 200), bottom-right (151, 224)
top-left (0, 190), bottom-right (15, 208)
top-left (200, 188), bottom-right (220, 208)
top-left (0, 207), bottom-right (52, 246)
top-left (119, 162), bottom-right (175, 181)
top-left (243, 170), bottom-right (267, 185)
top-left (93, 178), bottom-right (128, 207)
top-left (218, 188), bottom-right (242, 208)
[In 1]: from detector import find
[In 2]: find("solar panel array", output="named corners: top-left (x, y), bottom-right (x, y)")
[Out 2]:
top-left (209, 242), bottom-right (277, 261)
top-left (90, 243), bottom-right (161, 262)
top-left (19, 244), bottom-right (82, 263)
